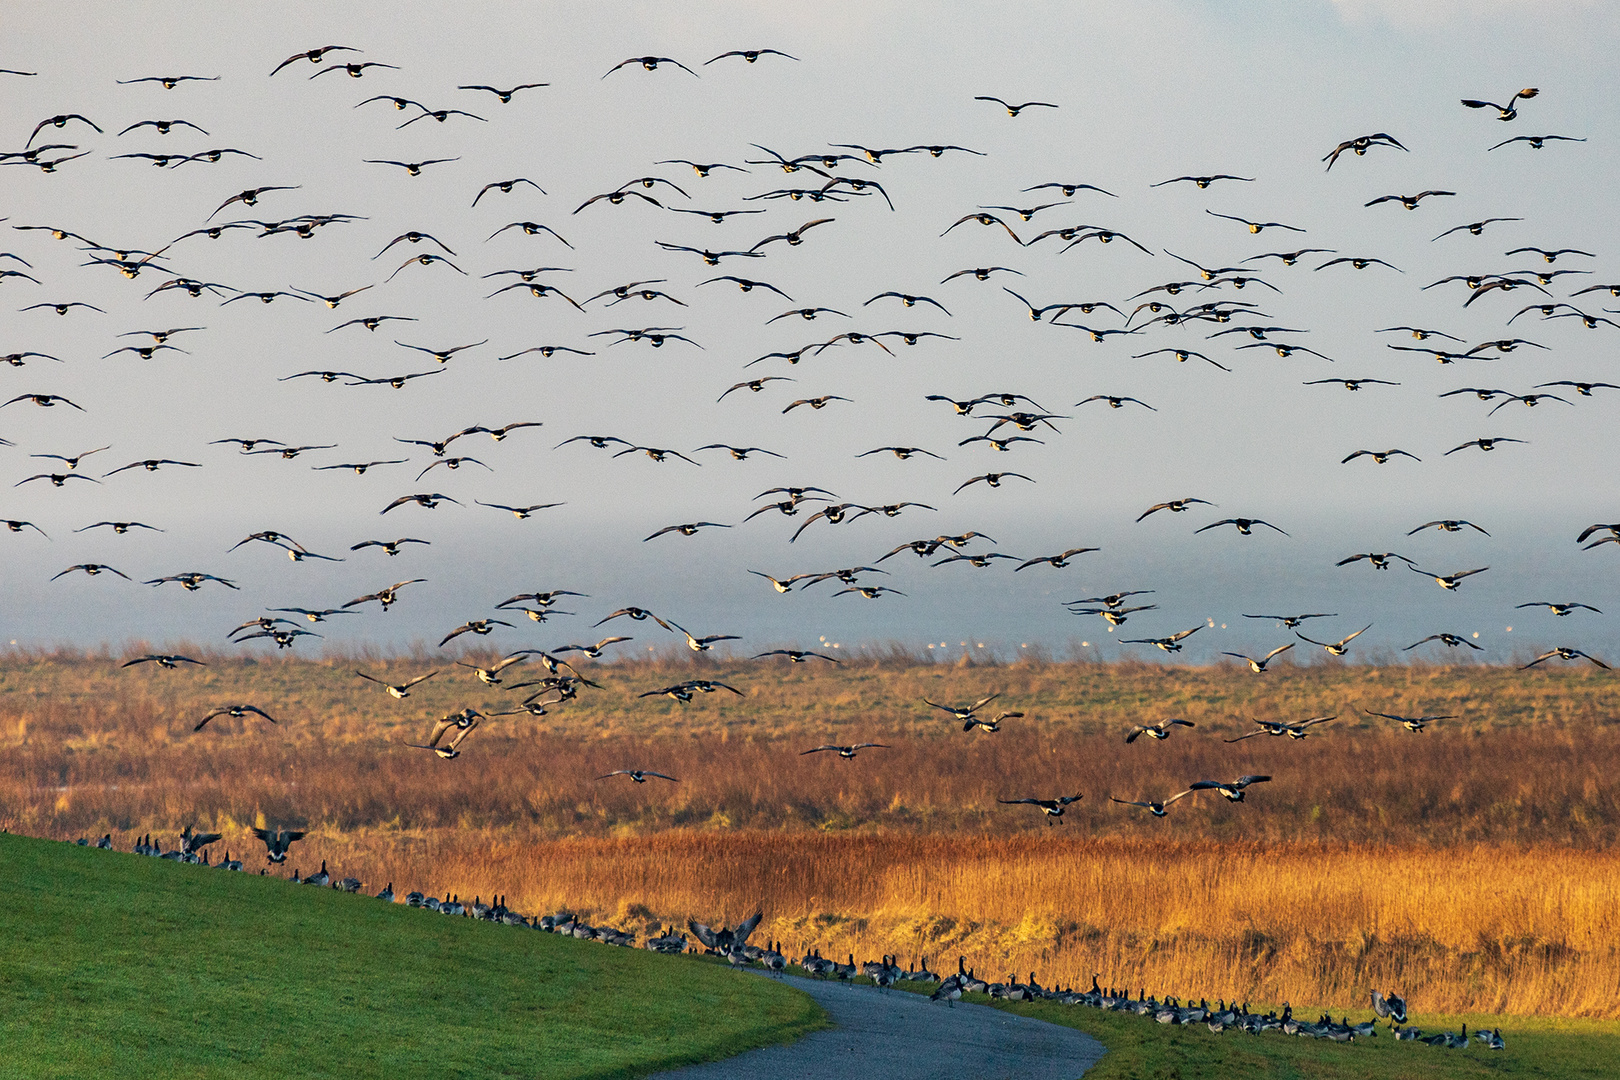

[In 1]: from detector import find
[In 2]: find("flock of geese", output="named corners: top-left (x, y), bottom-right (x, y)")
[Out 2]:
top-left (1, 33), bottom-right (1597, 1057)
top-left (78, 830), bottom-right (1505, 1052)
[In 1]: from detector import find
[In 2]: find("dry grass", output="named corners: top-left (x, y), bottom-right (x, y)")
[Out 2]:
top-left (4, 650), bottom-right (1617, 1018)
top-left (75, 827), bottom-right (1620, 1020)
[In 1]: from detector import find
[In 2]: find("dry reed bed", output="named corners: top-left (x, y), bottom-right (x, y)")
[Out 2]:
top-left (5, 716), bottom-right (1618, 844)
top-left (73, 828), bottom-right (1620, 1019)
top-left (7, 653), bottom-right (1617, 1016)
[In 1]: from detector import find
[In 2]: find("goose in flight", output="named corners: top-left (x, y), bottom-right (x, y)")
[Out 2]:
top-left (1137, 497), bottom-right (1214, 522)
top-left (1409, 565), bottom-right (1488, 590)
top-left (1337, 552), bottom-right (1414, 570)
top-left (1014, 548), bottom-right (1098, 571)
top-left (194, 704), bottom-right (276, 732)
top-left (998, 795), bottom-right (1082, 823)
top-left (477, 501), bottom-right (564, 520)
top-left (597, 770), bottom-right (679, 783)
top-left (1071, 604), bottom-right (1157, 626)
top-left (250, 826), bottom-right (306, 864)
top-left (1125, 718), bottom-right (1194, 744)
top-left (963, 711), bottom-right (1022, 733)
top-left (1365, 709), bottom-right (1455, 733)
top-left (553, 636), bottom-right (632, 659)
top-left (1295, 624), bottom-right (1371, 656)
top-left (1523, 647), bottom-right (1609, 670)
top-left (1069, 590), bottom-right (1155, 609)
top-left (1189, 774), bottom-right (1271, 802)
top-left (801, 743), bottom-right (888, 759)
top-left (1322, 132), bottom-right (1407, 171)
top-left (1408, 519), bottom-right (1489, 536)
top-left (271, 607), bottom-right (356, 624)
top-left (1342, 449), bottom-right (1419, 465)
top-left (670, 622), bottom-right (739, 652)
top-left (595, 607), bottom-right (673, 630)
top-left (1110, 791), bottom-right (1195, 817)
top-left (954, 472), bottom-right (1034, 494)
top-left (1461, 86), bottom-right (1538, 121)
top-left (121, 653), bottom-right (204, 669)
top-left (1222, 643), bottom-right (1294, 672)
top-left (1196, 518), bottom-right (1288, 537)
top-left (753, 649), bottom-right (840, 663)
top-left (342, 578), bottom-right (427, 612)
top-left (1445, 433), bottom-right (1529, 456)
top-left (351, 537), bottom-right (430, 557)
top-left (457, 655), bottom-right (528, 685)
top-left (923, 693), bottom-right (1001, 723)
top-left (645, 522), bottom-right (730, 541)
top-left (407, 710), bottom-right (483, 759)
top-left (439, 619), bottom-right (513, 647)
top-left (1404, 633), bottom-right (1482, 651)
top-left (1515, 601), bottom-right (1600, 617)
top-left (355, 669), bottom-right (438, 698)
top-left (1365, 190), bottom-right (1454, 210)
top-left (1224, 715), bottom-right (1335, 742)
top-left (1120, 626), bottom-right (1203, 652)
top-left (1242, 612), bottom-right (1336, 629)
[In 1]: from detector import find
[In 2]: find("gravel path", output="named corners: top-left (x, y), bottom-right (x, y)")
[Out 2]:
top-left (654, 974), bottom-right (1105, 1080)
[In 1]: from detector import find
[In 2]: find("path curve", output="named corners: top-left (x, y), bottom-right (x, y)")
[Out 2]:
top-left (654, 973), bottom-right (1105, 1080)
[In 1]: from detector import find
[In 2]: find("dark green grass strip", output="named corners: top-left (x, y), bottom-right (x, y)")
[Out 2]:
top-left (0, 833), bottom-right (825, 1079)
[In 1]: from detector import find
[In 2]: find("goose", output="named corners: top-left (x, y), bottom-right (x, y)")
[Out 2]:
top-left (1197, 517), bottom-right (1289, 537)
top-left (376, 882), bottom-right (395, 902)
top-left (1409, 565), bottom-right (1488, 590)
top-left (1296, 624), bottom-right (1371, 656)
top-left (1189, 775), bottom-right (1271, 802)
top-left (304, 861), bottom-right (331, 887)
top-left (1523, 647), bottom-right (1609, 670)
top-left (194, 704), bottom-right (277, 731)
top-left (1365, 709), bottom-right (1456, 733)
top-left (252, 826), bottom-right (306, 864)
top-left (1109, 790), bottom-right (1195, 817)
top-left (1222, 643), bottom-right (1295, 672)
top-left (801, 743), bottom-right (888, 759)
top-left (1405, 633), bottom-right (1482, 651)
top-left (1119, 625), bottom-right (1203, 652)
top-left (1515, 601), bottom-right (1600, 617)
top-left (406, 710), bottom-right (482, 759)
top-left (1125, 718), bottom-right (1194, 743)
top-left (998, 794), bottom-right (1083, 822)
top-left (1225, 715), bottom-right (1335, 742)
top-left (923, 694), bottom-right (1001, 723)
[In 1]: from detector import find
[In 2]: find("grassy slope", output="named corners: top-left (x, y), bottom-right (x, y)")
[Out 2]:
top-left (0, 833), bottom-right (825, 1080)
top-left (879, 982), bottom-right (1618, 1079)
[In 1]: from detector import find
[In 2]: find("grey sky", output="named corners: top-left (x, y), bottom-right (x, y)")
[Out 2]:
top-left (3, 1), bottom-right (1618, 663)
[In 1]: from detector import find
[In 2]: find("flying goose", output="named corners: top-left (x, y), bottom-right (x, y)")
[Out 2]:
top-left (1125, 718), bottom-right (1194, 743)
top-left (194, 704), bottom-right (277, 731)
top-left (1409, 565), bottom-right (1488, 590)
top-left (1224, 715), bottom-right (1335, 742)
top-left (1112, 788), bottom-right (1195, 814)
top-left (1189, 774), bottom-right (1271, 802)
top-left (1222, 643), bottom-right (1295, 672)
top-left (597, 770), bottom-right (678, 783)
top-left (1365, 709), bottom-right (1455, 733)
top-left (801, 743), bottom-right (888, 758)
top-left (998, 794), bottom-right (1083, 823)
top-left (355, 669), bottom-right (438, 698)
top-left (1516, 601), bottom-right (1600, 616)
top-left (1523, 647), bottom-right (1609, 670)
top-left (406, 709), bottom-right (483, 759)
top-left (1295, 624), bottom-right (1371, 656)
top-left (251, 826), bottom-right (306, 864)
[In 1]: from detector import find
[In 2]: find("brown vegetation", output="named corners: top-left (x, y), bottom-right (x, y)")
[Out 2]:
top-left (3, 649), bottom-right (1616, 1017)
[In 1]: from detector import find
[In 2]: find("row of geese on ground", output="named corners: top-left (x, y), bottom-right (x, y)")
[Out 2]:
top-left (83, 832), bottom-right (1504, 1050)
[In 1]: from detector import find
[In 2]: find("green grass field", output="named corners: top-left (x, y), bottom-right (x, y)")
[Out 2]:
top-left (0, 833), bottom-right (825, 1079)
top-left (883, 981), bottom-right (1620, 1079)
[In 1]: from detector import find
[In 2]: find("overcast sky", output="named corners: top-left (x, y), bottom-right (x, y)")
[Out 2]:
top-left (3, 1), bottom-right (1618, 663)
